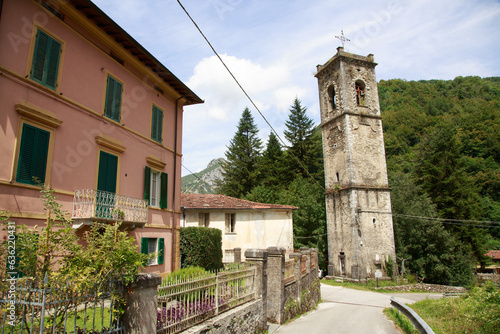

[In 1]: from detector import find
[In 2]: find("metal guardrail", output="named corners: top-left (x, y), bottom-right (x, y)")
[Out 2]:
top-left (390, 297), bottom-right (435, 334)
top-left (72, 189), bottom-right (148, 223)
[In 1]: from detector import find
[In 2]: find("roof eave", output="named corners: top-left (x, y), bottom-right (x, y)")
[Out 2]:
top-left (68, 0), bottom-right (203, 105)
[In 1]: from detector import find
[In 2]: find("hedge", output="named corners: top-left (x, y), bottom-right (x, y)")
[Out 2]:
top-left (180, 227), bottom-right (223, 271)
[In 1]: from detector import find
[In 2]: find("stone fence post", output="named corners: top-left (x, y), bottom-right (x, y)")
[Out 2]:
top-left (245, 248), bottom-right (268, 326)
top-left (234, 247), bottom-right (242, 263)
top-left (301, 247), bottom-right (311, 274)
top-left (289, 252), bottom-right (302, 301)
top-left (122, 273), bottom-right (162, 334)
top-left (266, 247), bottom-right (285, 324)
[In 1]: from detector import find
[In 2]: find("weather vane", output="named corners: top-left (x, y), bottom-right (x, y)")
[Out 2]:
top-left (335, 29), bottom-right (350, 48)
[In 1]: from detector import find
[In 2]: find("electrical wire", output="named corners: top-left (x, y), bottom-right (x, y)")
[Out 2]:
top-left (181, 163), bottom-right (204, 182)
top-left (393, 214), bottom-right (500, 229)
top-left (176, 0), bottom-right (325, 192)
top-left (393, 214), bottom-right (500, 225)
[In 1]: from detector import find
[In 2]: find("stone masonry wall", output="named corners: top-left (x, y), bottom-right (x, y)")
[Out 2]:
top-left (182, 299), bottom-right (266, 334)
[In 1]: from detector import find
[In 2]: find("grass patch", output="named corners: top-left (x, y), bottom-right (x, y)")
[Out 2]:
top-left (321, 278), bottom-right (416, 292)
top-left (384, 308), bottom-right (418, 334)
top-left (384, 283), bottom-right (500, 334)
top-left (2, 307), bottom-right (115, 333)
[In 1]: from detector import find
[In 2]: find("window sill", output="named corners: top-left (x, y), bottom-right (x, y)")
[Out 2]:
top-left (225, 232), bottom-right (237, 235)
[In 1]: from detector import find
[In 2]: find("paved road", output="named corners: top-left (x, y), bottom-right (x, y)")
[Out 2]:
top-left (271, 283), bottom-right (440, 334)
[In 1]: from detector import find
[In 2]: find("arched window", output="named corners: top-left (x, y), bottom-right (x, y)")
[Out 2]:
top-left (328, 84), bottom-right (336, 109)
top-left (355, 80), bottom-right (366, 106)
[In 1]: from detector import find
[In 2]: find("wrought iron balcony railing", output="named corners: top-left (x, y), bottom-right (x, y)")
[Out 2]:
top-left (72, 189), bottom-right (148, 225)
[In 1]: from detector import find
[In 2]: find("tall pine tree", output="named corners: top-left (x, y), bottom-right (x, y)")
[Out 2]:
top-left (284, 98), bottom-right (323, 180)
top-left (217, 108), bottom-right (262, 198)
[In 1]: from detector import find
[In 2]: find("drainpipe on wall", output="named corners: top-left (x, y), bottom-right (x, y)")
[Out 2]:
top-left (171, 95), bottom-right (186, 272)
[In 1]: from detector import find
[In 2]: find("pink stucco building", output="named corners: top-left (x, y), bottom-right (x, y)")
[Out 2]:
top-left (0, 0), bottom-right (203, 274)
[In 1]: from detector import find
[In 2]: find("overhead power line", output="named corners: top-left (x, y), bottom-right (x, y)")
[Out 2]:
top-left (393, 214), bottom-right (500, 225)
top-left (176, 0), bottom-right (325, 192)
top-left (181, 163), bottom-right (203, 183)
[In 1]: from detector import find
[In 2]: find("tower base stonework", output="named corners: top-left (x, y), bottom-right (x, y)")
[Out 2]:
top-left (316, 47), bottom-right (396, 279)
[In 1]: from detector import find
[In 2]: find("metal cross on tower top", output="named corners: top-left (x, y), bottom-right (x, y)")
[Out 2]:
top-left (335, 30), bottom-right (350, 48)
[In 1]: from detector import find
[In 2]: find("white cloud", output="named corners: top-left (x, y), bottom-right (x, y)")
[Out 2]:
top-left (91, 0), bottom-right (500, 174)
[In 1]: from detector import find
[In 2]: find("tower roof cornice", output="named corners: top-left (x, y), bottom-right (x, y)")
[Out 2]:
top-left (315, 47), bottom-right (377, 78)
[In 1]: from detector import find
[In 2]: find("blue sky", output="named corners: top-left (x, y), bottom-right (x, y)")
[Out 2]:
top-left (92, 0), bottom-right (500, 175)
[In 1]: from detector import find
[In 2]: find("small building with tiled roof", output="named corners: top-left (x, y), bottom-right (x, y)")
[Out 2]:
top-left (181, 194), bottom-right (297, 262)
top-left (483, 250), bottom-right (500, 274)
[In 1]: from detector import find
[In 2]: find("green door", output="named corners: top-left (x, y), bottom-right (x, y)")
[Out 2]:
top-left (96, 151), bottom-right (118, 219)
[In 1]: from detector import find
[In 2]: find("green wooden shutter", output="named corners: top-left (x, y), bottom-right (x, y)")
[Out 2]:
top-left (97, 151), bottom-right (117, 193)
top-left (104, 76), bottom-right (122, 122)
top-left (151, 107), bottom-right (157, 141)
top-left (31, 30), bottom-right (61, 89)
top-left (112, 80), bottom-right (122, 122)
top-left (151, 106), bottom-right (163, 143)
top-left (157, 107), bottom-right (163, 142)
top-left (33, 130), bottom-right (50, 183)
top-left (31, 31), bottom-right (49, 83)
top-left (45, 38), bottom-right (61, 89)
top-left (140, 237), bottom-right (149, 265)
top-left (16, 124), bottom-right (50, 185)
top-left (158, 238), bottom-right (165, 264)
top-left (97, 151), bottom-right (108, 192)
top-left (104, 76), bottom-right (116, 119)
top-left (144, 166), bottom-right (151, 204)
top-left (160, 172), bottom-right (168, 209)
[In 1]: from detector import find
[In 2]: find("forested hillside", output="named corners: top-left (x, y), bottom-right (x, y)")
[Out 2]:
top-left (379, 76), bottom-right (500, 284)
top-left (212, 76), bottom-right (500, 285)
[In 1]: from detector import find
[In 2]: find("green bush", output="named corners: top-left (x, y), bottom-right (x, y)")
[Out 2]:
top-left (180, 227), bottom-right (223, 271)
top-left (164, 266), bottom-right (209, 283)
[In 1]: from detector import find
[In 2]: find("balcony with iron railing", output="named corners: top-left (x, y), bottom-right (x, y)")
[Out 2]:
top-left (72, 189), bottom-right (148, 229)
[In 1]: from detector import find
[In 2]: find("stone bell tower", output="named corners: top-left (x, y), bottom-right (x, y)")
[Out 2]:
top-left (315, 47), bottom-right (396, 279)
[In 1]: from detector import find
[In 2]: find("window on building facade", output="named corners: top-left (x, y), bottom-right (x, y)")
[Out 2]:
top-left (31, 29), bottom-right (61, 90)
top-left (16, 123), bottom-right (50, 185)
top-left (104, 75), bottom-right (123, 122)
top-left (225, 213), bottom-right (236, 233)
top-left (199, 213), bottom-right (210, 227)
top-left (144, 166), bottom-right (168, 208)
top-left (355, 80), bottom-right (366, 106)
top-left (150, 170), bottom-right (160, 207)
top-left (151, 105), bottom-right (163, 143)
top-left (141, 237), bottom-right (164, 266)
top-left (328, 85), bottom-right (336, 109)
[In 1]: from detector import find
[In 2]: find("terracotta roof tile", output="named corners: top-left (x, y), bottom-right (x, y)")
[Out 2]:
top-left (181, 194), bottom-right (298, 211)
top-left (486, 250), bottom-right (500, 260)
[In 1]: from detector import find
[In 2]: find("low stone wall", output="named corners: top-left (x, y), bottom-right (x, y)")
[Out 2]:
top-left (182, 299), bottom-right (266, 334)
top-left (282, 248), bottom-right (320, 323)
top-left (476, 273), bottom-right (500, 284)
top-left (246, 247), bottom-right (320, 325)
top-left (375, 283), bottom-right (466, 293)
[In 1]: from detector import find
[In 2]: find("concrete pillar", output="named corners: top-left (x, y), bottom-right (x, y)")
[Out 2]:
top-left (234, 247), bottom-right (242, 263)
top-left (311, 248), bottom-right (319, 272)
top-left (289, 252), bottom-right (302, 301)
top-left (245, 248), bottom-right (268, 327)
top-left (266, 247), bottom-right (285, 324)
top-left (301, 247), bottom-right (311, 274)
top-left (122, 273), bottom-right (162, 334)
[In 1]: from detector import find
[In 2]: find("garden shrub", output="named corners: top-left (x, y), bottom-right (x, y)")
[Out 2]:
top-left (180, 227), bottom-right (223, 271)
top-left (164, 266), bottom-right (209, 283)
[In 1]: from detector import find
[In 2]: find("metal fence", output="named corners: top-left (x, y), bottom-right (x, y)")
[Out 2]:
top-left (0, 274), bottom-right (125, 334)
top-left (72, 189), bottom-right (148, 223)
top-left (156, 264), bottom-right (256, 334)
